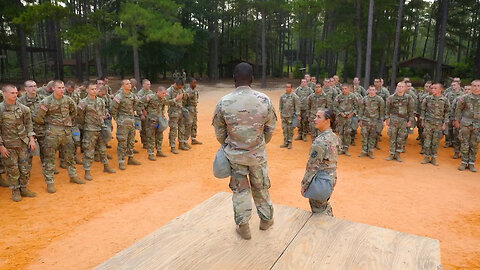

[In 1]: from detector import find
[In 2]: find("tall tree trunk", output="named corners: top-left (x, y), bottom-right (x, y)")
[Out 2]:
top-left (422, 13), bottom-right (432, 57)
top-left (75, 51), bottom-right (83, 82)
top-left (213, 19), bottom-right (219, 81)
top-left (17, 26), bottom-right (29, 80)
top-left (363, 0), bottom-right (374, 89)
top-left (355, 0), bottom-right (363, 78)
top-left (411, 20), bottom-right (419, 57)
top-left (94, 44), bottom-right (103, 78)
top-left (432, 2), bottom-right (441, 60)
top-left (435, 0), bottom-right (448, 82)
top-left (475, 35), bottom-right (480, 78)
top-left (390, 0), bottom-right (405, 93)
top-left (133, 45), bottom-right (140, 83)
top-left (261, 1), bottom-right (267, 88)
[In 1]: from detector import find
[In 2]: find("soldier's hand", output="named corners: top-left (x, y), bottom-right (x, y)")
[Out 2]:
top-left (421, 120), bottom-right (425, 128)
top-left (0, 146), bottom-right (9, 158)
top-left (453, 120), bottom-right (460, 129)
top-left (28, 138), bottom-right (36, 152)
top-left (385, 118), bottom-right (390, 126)
top-left (141, 114), bottom-right (145, 120)
top-left (442, 123), bottom-right (446, 131)
top-left (407, 120), bottom-right (412, 128)
top-left (358, 120), bottom-right (362, 127)
top-left (348, 112), bottom-right (354, 118)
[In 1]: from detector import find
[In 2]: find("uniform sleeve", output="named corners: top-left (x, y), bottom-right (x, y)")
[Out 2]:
top-left (69, 98), bottom-right (77, 119)
top-left (306, 95), bottom-right (312, 114)
top-left (22, 107), bottom-right (35, 138)
top-left (110, 95), bottom-right (120, 119)
top-left (407, 95), bottom-right (415, 122)
top-left (379, 97), bottom-right (385, 121)
top-left (333, 95), bottom-right (340, 115)
top-left (358, 98), bottom-right (365, 118)
top-left (443, 99), bottom-right (450, 124)
top-left (165, 87), bottom-right (178, 106)
top-left (420, 97), bottom-right (427, 120)
top-left (76, 101), bottom-right (86, 127)
top-left (264, 100), bottom-right (277, 144)
top-left (353, 95), bottom-right (359, 114)
top-left (455, 96), bottom-right (465, 122)
top-left (33, 99), bottom-right (48, 125)
top-left (301, 143), bottom-right (326, 189)
top-left (212, 101), bottom-right (227, 145)
top-left (385, 96), bottom-right (391, 119)
top-left (278, 96), bottom-right (283, 115)
top-left (294, 94), bottom-right (301, 115)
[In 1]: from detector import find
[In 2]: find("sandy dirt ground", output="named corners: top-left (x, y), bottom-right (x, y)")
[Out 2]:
top-left (0, 80), bottom-right (479, 270)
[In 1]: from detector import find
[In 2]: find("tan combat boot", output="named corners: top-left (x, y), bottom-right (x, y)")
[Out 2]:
top-left (0, 174), bottom-right (8, 187)
top-left (343, 148), bottom-right (351, 157)
top-left (421, 156), bottom-right (430, 164)
top-left (84, 170), bottom-right (93, 181)
top-left (128, 157), bottom-right (141, 165)
top-left (394, 153), bottom-right (402, 162)
top-left (280, 143), bottom-right (288, 148)
top-left (103, 164), bottom-right (116, 173)
top-left (133, 149), bottom-right (139, 154)
top-left (368, 152), bottom-right (375, 159)
top-left (236, 223), bottom-right (251, 240)
top-left (70, 176), bottom-right (86, 184)
top-left (469, 164), bottom-right (477, 172)
top-left (178, 143), bottom-right (189, 151)
top-left (458, 162), bottom-right (467, 171)
top-left (184, 143), bottom-right (192, 150)
top-left (191, 139), bottom-right (203, 145)
top-left (148, 154), bottom-right (157, 161)
top-left (119, 162), bottom-right (126, 170)
top-left (259, 219), bottom-right (274, 230)
top-left (156, 151), bottom-right (167, 157)
top-left (386, 154), bottom-right (395, 161)
top-left (287, 142), bottom-right (292, 149)
top-left (12, 189), bottom-right (21, 202)
top-left (107, 154), bottom-right (113, 160)
top-left (46, 183), bottom-right (56, 193)
top-left (171, 147), bottom-right (179, 154)
top-left (453, 152), bottom-right (459, 159)
top-left (20, 187), bottom-right (36, 197)
top-left (430, 157), bottom-right (439, 166)
top-left (358, 152), bottom-right (367, 157)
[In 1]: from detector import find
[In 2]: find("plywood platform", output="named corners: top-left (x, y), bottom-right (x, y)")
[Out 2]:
top-left (96, 192), bottom-right (441, 270)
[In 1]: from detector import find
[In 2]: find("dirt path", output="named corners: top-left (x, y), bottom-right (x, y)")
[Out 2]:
top-left (0, 81), bottom-right (479, 270)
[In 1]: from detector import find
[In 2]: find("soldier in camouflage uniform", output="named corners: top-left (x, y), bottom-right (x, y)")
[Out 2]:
top-left (137, 79), bottom-right (153, 148)
top-left (454, 80), bottom-right (480, 172)
top-left (183, 78), bottom-right (203, 145)
top-left (385, 82), bottom-right (415, 162)
top-left (139, 86), bottom-right (169, 160)
top-left (33, 81), bottom-right (84, 193)
top-left (103, 76), bottom-right (114, 97)
top-left (166, 80), bottom-right (186, 154)
top-left (64, 81), bottom-right (82, 165)
top-left (420, 83), bottom-right (449, 166)
top-left (212, 63), bottom-right (276, 240)
top-left (350, 83), bottom-right (363, 145)
top-left (417, 81), bottom-right (432, 147)
top-left (353, 77), bottom-right (366, 97)
top-left (295, 79), bottom-right (313, 141)
top-left (405, 80), bottom-right (418, 138)
top-left (445, 81), bottom-right (463, 158)
top-left (307, 84), bottom-right (331, 140)
top-left (37, 80), bottom-right (54, 98)
top-left (301, 109), bottom-right (339, 216)
top-left (358, 86), bottom-right (385, 159)
top-left (94, 86), bottom-right (114, 160)
top-left (444, 77), bottom-right (462, 96)
top-left (333, 84), bottom-right (359, 156)
top-left (110, 79), bottom-right (142, 170)
top-left (0, 85), bottom-right (37, 201)
top-left (77, 83), bottom-right (116, 180)
top-left (130, 78), bottom-right (138, 95)
top-left (279, 83), bottom-right (300, 149)
top-left (322, 78), bottom-right (339, 103)
top-left (374, 78), bottom-right (390, 148)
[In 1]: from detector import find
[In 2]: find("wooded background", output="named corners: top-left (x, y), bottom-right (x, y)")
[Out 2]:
top-left (1, 0), bottom-right (480, 88)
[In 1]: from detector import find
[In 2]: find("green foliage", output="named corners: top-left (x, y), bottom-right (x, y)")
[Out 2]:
top-left (12, 2), bottom-right (68, 30)
top-left (62, 24), bottom-right (102, 52)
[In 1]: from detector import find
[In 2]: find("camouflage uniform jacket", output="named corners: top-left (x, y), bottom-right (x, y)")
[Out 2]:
top-left (406, 89), bottom-right (418, 114)
top-left (279, 92), bottom-right (300, 119)
top-left (455, 93), bottom-right (480, 127)
top-left (77, 97), bottom-right (106, 131)
top-left (136, 88), bottom-right (153, 98)
top-left (0, 101), bottom-right (35, 148)
top-left (358, 95), bottom-right (385, 122)
top-left (333, 92), bottom-right (359, 116)
top-left (36, 87), bottom-right (51, 99)
top-left (376, 87), bottom-right (390, 103)
top-left (353, 85), bottom-right (366, 96)
top-left (110, 90), bottom-right (139, 121)
top-left (166, 85), bottom-right (184, 118)
top-left (212, 86), bottom-right (277, 166)
top-left (307, 82), bottom-right (316, 91)
top-left (18, 94), bottom-right (45, 137)
top-left (139, 93), bottom-right (167, 118)
top-left (307, 92), bottom-right (332, 118)
top-left (446, 90), bottom-right (463, 120)
top-left (295, 86), bottom-right (314, 110)
top-left (301, 128), bottom-right (339, 190)
top-left (385, 93), bottom-right (415, 122)
top-left (323, 87), bottom-right (339, 102)
top-left (33, 95), bottom-right (76, 128)
top-left (420, 95), bottom-right (449, 125)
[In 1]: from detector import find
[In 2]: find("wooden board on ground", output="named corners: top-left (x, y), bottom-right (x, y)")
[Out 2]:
top-left (96, 192), bottom-right (441, 270)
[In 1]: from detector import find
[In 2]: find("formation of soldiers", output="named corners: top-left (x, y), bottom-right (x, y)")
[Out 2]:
top-left (0, 72), bottom-right (202, 202)
top-left (279, 75), bottom-right (480, 171)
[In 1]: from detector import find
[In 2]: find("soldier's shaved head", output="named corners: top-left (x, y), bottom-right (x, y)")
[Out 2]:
top-left (233, 62), bottom-right (253, 86)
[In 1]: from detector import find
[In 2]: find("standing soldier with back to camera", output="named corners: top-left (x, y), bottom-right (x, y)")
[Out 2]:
top-left (358, 85), bottom-right (385, 159)
top-left (166, 79), bottom-right (186, 154)
top-left (333, 84), bottom-right (359, 156)
top-left (295, 79), bottom-right (313, 141)
top-left (279, 83), bottom-right (300, 149)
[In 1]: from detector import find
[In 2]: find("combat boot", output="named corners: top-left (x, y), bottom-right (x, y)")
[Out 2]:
top-left (259, 219), bottom-right (274, 230)
top-left (107, 154), bottom-right (113, 160)
top-left (171, 147), bottom-right (179, 154)
top-left (421, 156), bottom-right (430, 164)
top-left (302, 135), bottom-right (307, 142)
top-left (453, 152), bottom-right (459, 159)
top-left (458, 162), bottom-right (467, 171)
top-left (94, 155), bottom-right (101, 162)
top-left (469, 164), bottom-right (477, 172)
top-left (75, 155), bottom-right (83, 165)
top-left (236, 223), bottom-right (251, 240)
top-left (430, 157), bottom-right (439, 166)
top-left (103, 164), bottom-right (116, 173)
top-left (148, 154), bottom-right (157, 161)
top-left (375, 144), bottom-right (381, 150)
top-left (443, 143), bottom-right (451, 148)
top-left (343, 149), bottom-right (351, 157)
top-left (84, 170), bottom-right (93, 181)
top-left (368, 152), bottom-right (375, 159)
top-left (386, 154), bottom-right (395, 161)
top-left (184, 143), bottom-right (192, 150)
top-left (178, 143), bottom-right (189, 151)
top-left (12, 189), bottom-right (21, 202)
top-left (106, 144), bottom-right (112, 149)
top-left (128, 157), bottom-right (141, 165)
top-left (20, 187), bottom-right (36, 197)
top-left (60, 162), bottom-right (67, 169)
top-left (119, 162), bottom-right (126, 170)
top-left (294, 134), bottom-right (302, 141)
top-left (0, 174), bottom-right (8, 187)
top-left (191, 139), bottom-right (203, 145)
top-left (156, 151), bottom-right (167, 157)
top-left (287, 143), bottom-right (292, 149)
top-left (46, 183), bottom-right (56, 193)
top-left (133, 149), bottom-right (139, 154)
top-left (280, 143), bottom-right (288, 148)
top-left (70, 176), bottom-right (86, 184)
top-left (394, 153), bottom-right (402, 162)
top-left (358, 152), bottom-right (367, 157)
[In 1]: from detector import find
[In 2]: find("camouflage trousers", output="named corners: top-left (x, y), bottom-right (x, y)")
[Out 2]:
top-left (229, 162), bottom-right (274, 225)
top-left (445, 121), bottom-right (454, 145)
top-left (417, 115), bottom-right (424, 144)
top-left (168, 116), bottom-right (186, 147)
top-left (309, 199), bottom-right (333, 216)
top-left (116, 119), bottom-right (135, 163)
top-left (459, 124), bottom-right (480, 164)
top-left (336, 116), bottom-right (352, 150)
top-left (387, 118), bottom-right (408, 154)
top-left (351, 116), bottom-right (359, 138)
top-left (191, 110), bottom-right (198, 140)
top-left (361, 119), bottom-right (378, 153)
top-left (281, 117), bottom-right (294, 144)
top-left (140, 118), bottom-right (147, 145)
top-left (423, 121), bottom-right (443, 157)
top-left (146, 117), bottom-right (164, 155)
top-left (452, 126), bottom-right (461, 153)
top-left (183, 109), bottom-right (195, 142)
top-left (298, 109), bottom-right (309, 137)
top-left (82, 130), bottom-right (108, 171)
top-left (30, 135), bottom-right (45, 174)
top-left (43, 127), bottom-right (78, 183)
top-left (3, 144), bottom-right (31, 190)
